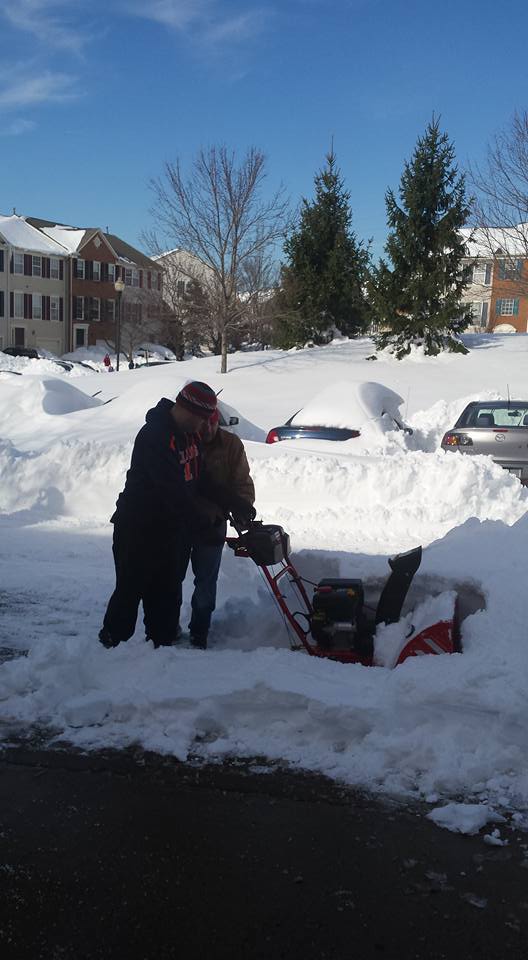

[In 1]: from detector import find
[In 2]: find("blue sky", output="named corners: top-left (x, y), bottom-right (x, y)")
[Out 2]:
top-left (2, 0), bottom-right (528, 260)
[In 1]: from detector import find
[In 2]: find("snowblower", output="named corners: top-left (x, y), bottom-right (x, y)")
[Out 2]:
top-left (226, 521), bottom-right (459, 667)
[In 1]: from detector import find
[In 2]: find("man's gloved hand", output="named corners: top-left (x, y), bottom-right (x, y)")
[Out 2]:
top-left (230, 496), bottom-right (256, 529)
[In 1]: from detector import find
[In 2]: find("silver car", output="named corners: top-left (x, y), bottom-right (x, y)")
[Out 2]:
top-left (441, 401), bottom-right (528, 482)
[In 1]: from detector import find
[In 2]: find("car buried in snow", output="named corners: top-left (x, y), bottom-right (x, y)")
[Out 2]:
top-left (441, 400), bottom-right (528, 484)
top-left (265, 381), bottom-right (413, 446)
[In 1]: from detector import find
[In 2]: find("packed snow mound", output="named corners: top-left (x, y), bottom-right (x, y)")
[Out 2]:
top-left (0, 376), bottom-right (102, 424)
top-left (290, 380), bottom-right (407, 431)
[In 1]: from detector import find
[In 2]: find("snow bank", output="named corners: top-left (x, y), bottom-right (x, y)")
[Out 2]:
top-left (1, 334), bottom-right (528, 828)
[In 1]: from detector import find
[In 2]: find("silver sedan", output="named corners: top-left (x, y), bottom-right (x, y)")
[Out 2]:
top-left (441, 401), bottom-right (528, 482)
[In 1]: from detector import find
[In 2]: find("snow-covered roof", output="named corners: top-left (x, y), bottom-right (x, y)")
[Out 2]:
top-left (0, 215), bottom-right (69, 255)
top-left (39, 225), bottom-right (87, 253)
top-left (460, 225), bottom-right (528, 258)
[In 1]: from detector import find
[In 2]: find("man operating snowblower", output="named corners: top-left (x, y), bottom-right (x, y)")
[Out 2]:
top-left (176, 407), bottom-right (256, 649)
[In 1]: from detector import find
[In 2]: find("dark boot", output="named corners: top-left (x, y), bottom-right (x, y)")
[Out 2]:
top-left (98, 627), bottom-right (121, 649)
top-left (190, 633), bottom-right (207, 650)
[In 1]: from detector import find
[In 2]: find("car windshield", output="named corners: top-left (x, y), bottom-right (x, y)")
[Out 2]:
top-left (459, 403), bottom-right (528, 429)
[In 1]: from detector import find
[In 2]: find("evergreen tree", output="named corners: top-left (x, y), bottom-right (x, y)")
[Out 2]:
top-left (278, 150), bottom-right (371, 347)
top-left (370, 118), bottom-right (472, 358)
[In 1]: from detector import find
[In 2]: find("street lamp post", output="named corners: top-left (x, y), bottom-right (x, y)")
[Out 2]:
top-left (114, 277), bottom-right (125, 372)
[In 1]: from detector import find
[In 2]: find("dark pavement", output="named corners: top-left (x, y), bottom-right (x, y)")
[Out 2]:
top-left (0, 744), bottom-right (527, 960)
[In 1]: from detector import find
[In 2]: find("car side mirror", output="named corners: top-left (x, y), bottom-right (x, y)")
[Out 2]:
top-left (228, 416), bottom-right (239, 426)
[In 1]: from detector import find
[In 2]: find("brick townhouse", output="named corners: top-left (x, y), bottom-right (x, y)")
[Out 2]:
top-left (28, 218), bottom-right (163, 352)
top-left (460, 226), bottom-right (528, 334)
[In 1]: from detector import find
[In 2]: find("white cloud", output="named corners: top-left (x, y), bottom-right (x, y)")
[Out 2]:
top-left (1, 0), bottom-right (86, 54)
top-left (0, 68), bottom-right (79, 109)
top-left (0, 117), bottom-right (36, 136)
top-left (127, 0), bottom-right (268, 46)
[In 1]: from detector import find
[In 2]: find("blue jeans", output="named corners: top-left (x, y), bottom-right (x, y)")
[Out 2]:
top-left (187, 543), bottom-right (224, 639)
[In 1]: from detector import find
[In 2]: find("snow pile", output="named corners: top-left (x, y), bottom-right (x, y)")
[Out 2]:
top-left (1, 333), bottom-right (528, 829)
top-left (427, 802), bottom-right (505, 835)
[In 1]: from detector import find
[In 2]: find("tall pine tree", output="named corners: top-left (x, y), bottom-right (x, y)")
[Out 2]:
top-left (278, 150), bottom-right (371, 347)
top-left (370, 118), bottom-right (472, 358)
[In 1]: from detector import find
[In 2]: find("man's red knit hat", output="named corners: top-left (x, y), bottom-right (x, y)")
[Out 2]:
top-left (175, 381), bottom-right (217, 420)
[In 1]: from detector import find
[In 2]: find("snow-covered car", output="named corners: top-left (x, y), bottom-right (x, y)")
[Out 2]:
top-left (441, 400), bottom-right (528, 483)
top-left (217, 399), bottom-right (265, 443)
top-left (1, 346), bottom-right (73, 372)
top-left (265, 381), bottom-right (413, 444)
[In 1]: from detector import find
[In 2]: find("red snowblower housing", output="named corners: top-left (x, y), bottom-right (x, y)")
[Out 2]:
top-left (226, 522), bottom-right (459, 667)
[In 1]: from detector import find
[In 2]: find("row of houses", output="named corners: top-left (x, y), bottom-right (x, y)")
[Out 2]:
top-left (3, 212), bottom-right (528, 357)
top-left (0, 214), bottom-right (163, 356)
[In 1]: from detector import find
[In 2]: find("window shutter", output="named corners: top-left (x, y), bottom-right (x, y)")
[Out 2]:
top-left (0, 291), bottom-right (4, 318)
top-left (495, 299), bottom-right (501, 315)
top-left (10, 292), bottom-right (14, 317)
top-left (485, 263), bottom-right (491, 285)
top-left (139, 270), bottom-right (143, 288)
top-left (147, 271), bottom-right (151, 289)
top-left (10, 253), bottom-right (13, 274)
top-left (59, 298), bottom-right (63, 323)
top-left (46, 296), bottom-right (51, 321)
top-left (481, 302), bottom-right (489, 326)
top-left (513, 299), bottom-right (519, 316)
top-left (84, 296), bottom-right (89, 320)
top-left (0, 250), bottom-right (4, 271)
top-left (157, 272), bottom-right (161, 291)
top-left (24, 254), bottom-right (32, 276)
top-left (87, 260), bottom-right (93, 281)
top-left (59, 260), bottom-right (64, 280)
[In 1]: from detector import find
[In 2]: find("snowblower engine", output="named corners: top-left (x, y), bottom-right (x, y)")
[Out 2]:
top-left (311, 579), bottom-right (371, 654)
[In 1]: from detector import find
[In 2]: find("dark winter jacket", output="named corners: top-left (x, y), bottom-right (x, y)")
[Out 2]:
top-left (112, 398), bottom-right (203, 532)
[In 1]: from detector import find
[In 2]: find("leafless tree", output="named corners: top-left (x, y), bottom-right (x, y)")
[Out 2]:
top-left (470, 111), bottom-right (528, 290)
top-left (145, 145), bottom-right (289, 372)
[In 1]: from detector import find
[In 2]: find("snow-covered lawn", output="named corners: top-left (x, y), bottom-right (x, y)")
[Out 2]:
top-left (1, 334), bottom-right (527, 834)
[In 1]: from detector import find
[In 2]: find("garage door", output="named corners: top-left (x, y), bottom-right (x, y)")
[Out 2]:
top-left (38, 338), bottom-right (62, 356)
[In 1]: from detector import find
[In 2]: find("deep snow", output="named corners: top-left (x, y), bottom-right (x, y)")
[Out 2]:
top-left (1, 333), bottom-right (528, 834)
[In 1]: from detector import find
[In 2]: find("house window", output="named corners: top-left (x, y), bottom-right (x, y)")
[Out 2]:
top-left (108, 263), bottom-right (115, 282)
top-left (77, 259), bottom-right (85, 279)
top-left (14, 292), bottom-right (23, 318)
top-left (13, 326), bottom-right (25, 347)
top-left (106, 299), bottom-right (115, 321)
top-left (50, 258), bottom-right (60, 279)
top-left (14, 252), bottom-right (24, 274)
top-left (32, 255), bottom-right (41, 277)
top-left (498, 259), bottom-right (523, 281)
top-left (496, 298), bottom-right (518, 316)
top-left (32, 293), bottom-right (42, 320)
top-left (93, 260), bottom-right (100, 281)
top-left (471, 262), bottom-right (492, 285)
top-left (74, 297), bottom-right (84, 320)
top-left (89, 297), bottom-right (100, 321)
top-left (50, 296), bottom-right (59, 323)
top-left (132, 269), bottom-right (139, 287)
top-left (176, 280), bottom-right (186, 298)
top-left (125, 268), bottom-right (133, 286)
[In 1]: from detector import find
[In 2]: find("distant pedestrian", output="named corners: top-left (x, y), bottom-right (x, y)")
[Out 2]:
top-left (103, 353), bottom-right (111, 368)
